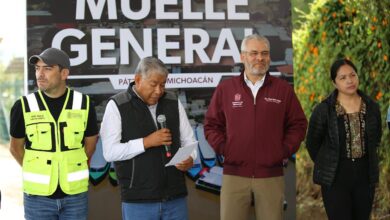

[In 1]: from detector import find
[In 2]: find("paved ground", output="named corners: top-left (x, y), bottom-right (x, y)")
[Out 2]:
top-left (0, 143), bottom-right (24, 219)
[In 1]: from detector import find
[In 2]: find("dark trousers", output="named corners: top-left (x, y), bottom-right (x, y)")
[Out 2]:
top-left (321, 157), bottom-right (375, 220)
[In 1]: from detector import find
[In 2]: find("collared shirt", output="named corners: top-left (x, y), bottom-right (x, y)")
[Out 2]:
top-left (100, 88), bottom-right (197, 162)
top-left (244, 73), bottom-right (266, 99)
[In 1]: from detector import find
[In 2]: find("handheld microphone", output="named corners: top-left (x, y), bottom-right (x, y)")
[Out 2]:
top-left (157, 114), bottom-right (172, 157)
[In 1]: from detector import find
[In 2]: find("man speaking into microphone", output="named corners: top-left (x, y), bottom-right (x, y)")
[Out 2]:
top-left (100, 56), bottom-right (197, 220)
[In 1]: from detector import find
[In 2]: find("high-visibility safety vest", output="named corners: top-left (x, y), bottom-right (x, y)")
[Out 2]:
top-left (20, 89), bottom-right (90, 196)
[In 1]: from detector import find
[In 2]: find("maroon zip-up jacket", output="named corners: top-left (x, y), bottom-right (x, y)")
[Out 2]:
top-left (204, 72), bottom-right (307, 178)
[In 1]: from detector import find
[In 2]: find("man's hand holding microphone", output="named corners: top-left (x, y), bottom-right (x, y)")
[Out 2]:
top-left (142, 114), bottom-right (193, 171)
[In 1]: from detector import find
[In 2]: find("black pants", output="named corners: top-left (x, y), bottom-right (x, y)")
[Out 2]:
top-left (321, 157), bottom-right (375, 220)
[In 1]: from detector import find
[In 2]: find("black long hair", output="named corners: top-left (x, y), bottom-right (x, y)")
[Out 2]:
top-left (330, 58), bottom-right (358, 82)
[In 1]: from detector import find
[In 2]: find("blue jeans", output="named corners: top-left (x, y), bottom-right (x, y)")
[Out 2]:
top-left (122, 197), bottom-right (188, 220)
top-left (24, 192), bottom-right (88, 220)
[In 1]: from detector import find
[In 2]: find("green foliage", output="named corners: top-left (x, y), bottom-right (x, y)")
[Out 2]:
top-left (291, 0), bottom-right (313, 29)
top-left (293, 0), bottom-right (390, 217)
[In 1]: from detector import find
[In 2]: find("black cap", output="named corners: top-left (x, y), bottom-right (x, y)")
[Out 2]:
top-left (29, 48), bottom-right (70, 69)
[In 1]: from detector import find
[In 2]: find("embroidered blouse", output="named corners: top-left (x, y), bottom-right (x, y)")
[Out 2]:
top-left (336, 100), bottom-right (366, 159)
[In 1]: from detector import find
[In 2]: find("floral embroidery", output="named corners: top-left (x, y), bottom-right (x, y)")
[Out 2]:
top-left (335, 100), bottom-right (366, 158)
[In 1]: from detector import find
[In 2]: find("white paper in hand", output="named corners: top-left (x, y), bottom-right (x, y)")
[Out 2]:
top-left (165, 141), bottom-right (198, 167)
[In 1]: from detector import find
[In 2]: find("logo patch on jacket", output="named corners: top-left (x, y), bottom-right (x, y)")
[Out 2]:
top-left (232, 93), bottom-right (243, 107)
top-left (264, 97), bottom-right (282, 104)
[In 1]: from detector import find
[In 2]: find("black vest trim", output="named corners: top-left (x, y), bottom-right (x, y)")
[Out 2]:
top-left (22, 96), bottom-right (31, 113)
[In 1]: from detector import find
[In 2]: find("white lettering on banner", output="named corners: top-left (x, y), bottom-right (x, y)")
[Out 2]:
top-left (92, 29), bottom-right (116, 65)
top-left (227, 0), bottom-right (250, 20)
top-left (118, 77), bottom-right (133, 87)
top-left (121, 0), bottom-right (150, 20)
top-left (52, 28), bottom-right (253, 66)
top-left (182, 0), bottom-right (203, 19)
top-left (55, 0), bottom-right (254, 67)
top-left (167, 76), bottom-right (215, 86)
top-left (119, 29), bottom-right (153, 64)
top-left (107, 73), bottom-right (239, 89)
top-left (211, 28), bottom-right (240, 63)
top-left (184, 29), bottom-right (210, 64)
top-left (68, 72), bottom-right (281, 89)
top-left (156, 0), bottom-right (180, 20)
top-left (205, 0), bottom-right (225, 20)
top-left (157, 28), bottom-right (181, 64)
top-left (76, 0), bottom-right (117, 20)
top-left (75, 0), bottom-right (249, 21)
top-left (52, 29), bottom-right (87, 66)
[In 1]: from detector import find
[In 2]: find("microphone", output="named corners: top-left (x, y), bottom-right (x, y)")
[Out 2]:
top-left (157, 114), bottom-right (172, 157)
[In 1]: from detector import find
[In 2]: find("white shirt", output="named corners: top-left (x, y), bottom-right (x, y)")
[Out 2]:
top-left (100, 95), bottom-right (197, 162)
top-left (244, 73), bottom-right (266, 99)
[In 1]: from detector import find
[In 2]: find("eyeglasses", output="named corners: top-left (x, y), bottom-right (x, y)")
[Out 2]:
top-left (243, 50), bottom-right (270, 58)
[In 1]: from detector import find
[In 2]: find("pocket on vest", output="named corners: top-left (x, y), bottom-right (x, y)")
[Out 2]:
top-left (26, 123), bottom-right (52, 150)
top-left (61, 154), bottom-right (89, 192)
top-left (22, 153), bottom-right (53, 195)
top-left (63, 121), bottom-right (85, 149)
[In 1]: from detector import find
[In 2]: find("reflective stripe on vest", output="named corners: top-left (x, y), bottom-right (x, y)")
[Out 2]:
top-left (68, 169), bottom-right (89, 182)
top-left (26, 93), bottom-right (40, 112)
top-left (21, 89), bottom-right (90, 196)
top-left (23, 172), bottom-right (50, 184)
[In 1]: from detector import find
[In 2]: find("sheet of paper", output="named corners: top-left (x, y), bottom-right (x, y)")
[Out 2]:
top-left (165, 141), bottom-right (198, 167)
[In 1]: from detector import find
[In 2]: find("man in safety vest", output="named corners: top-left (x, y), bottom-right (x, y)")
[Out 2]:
top-left (9, 48), bottom-right (98, 220)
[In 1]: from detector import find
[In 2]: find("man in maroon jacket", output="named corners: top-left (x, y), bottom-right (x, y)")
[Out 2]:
top-left (204, 34), bottom-right (307, 220)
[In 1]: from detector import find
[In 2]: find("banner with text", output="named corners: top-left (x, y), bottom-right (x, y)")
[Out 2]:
top-left (27, 0), bottom-right (293, 92)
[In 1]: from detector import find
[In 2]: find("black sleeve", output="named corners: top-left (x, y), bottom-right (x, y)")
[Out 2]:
top-left (85, 98), bottom-right (99, 137)
top-left (10, 99), bottom-right (26, 138)
top-left (373, 102), bottom-right (382, 148)
top-left (305, 103), bottom-right (327, 162)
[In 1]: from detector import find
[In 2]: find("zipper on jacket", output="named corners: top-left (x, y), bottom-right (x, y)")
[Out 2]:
top-left (129, 159), bottom-right (135, 189)
top-left (162, 150), bottom-right (168, 200)
top-left (252, 98), bottom-right (257, 176)
top-left (152, 108), bottom-right (168, 196)
top-left (152, 110), bottom-right (168, 178)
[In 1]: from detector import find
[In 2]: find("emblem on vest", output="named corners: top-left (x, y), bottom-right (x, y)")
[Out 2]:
top-left (232, 93), bottom-right (243, 108)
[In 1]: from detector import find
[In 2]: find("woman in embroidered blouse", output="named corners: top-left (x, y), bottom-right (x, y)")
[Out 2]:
top-left (306, 58), bottom-right (382, 220)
